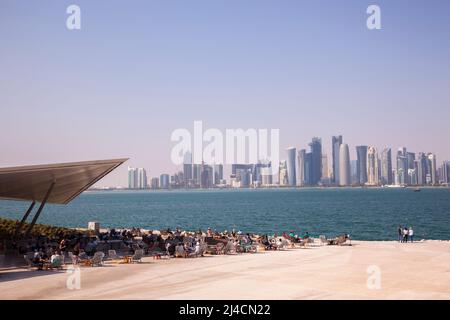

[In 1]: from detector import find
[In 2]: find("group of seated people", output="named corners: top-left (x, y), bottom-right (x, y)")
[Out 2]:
top-left (29, 249), bottom-right (64, 270)
top-left (16, 225), bottom-right (325, 268)
top-left (172, 241), bottom-right (203, 258)
top-left (98, 227), bottom-right (144, 241)
top-left (160, 229), bottom-right (315, 255)
top-left (99, 227), bottom-right (314, 257)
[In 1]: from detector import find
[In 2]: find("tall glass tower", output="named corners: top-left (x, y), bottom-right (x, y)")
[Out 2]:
top-left (427, 153), bottom-right (437, 185)
top-left (442, 161), bottom-right (450, 184)
top-left (396, 148), bottom-right (408, 185)
top-left (297, 149), bottom-right (306, 186)
top-left (331, 135), bottom-right (343, 184)
top-left (286, 147), bottom-right (297, 186)
top-left (183, 151), bottom-right (193, 187)
top-left (309, 137), bottom-right (322, 185)
top-left (381, 148), bottom-right (393, 185)
top-left (339, 144), bottom-right (351, 186)
top-left (128, 166), bottom-right (138, 189)
top-left (417, 153), bottom-right (428, 185)
top-left (137, 168), bottom-right (148, 189)
top-left (356, 146), bottom-right (368, 185)
top-left (367, 147), bottom-right (379, 185)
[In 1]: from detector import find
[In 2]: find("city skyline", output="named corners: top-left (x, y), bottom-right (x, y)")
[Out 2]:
top-left (1, 1), bottom-right (450, 187)
top-left (117, 133), bottom-right (450, 189)
top-left (3, 0), bottom-right (450, 304)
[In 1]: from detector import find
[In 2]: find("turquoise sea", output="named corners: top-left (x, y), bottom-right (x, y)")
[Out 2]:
top-left (1, 188), bottom-right (449, 240)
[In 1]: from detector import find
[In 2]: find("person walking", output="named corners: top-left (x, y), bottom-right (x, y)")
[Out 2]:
top-left (408, 227), bottom-right (414, 243)
top-left (397, 226), bottom-right (402, 242)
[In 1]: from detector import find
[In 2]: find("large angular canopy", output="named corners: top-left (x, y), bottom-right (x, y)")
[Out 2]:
top-left (0, 159), bottom-right (127, 204)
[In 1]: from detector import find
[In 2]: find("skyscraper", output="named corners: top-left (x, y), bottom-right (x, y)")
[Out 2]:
top-left (350, 160), bottom-right (358, 184)
top-left (192, 164), bottom-right (202, 187)
top-left (254, 161), bottom-right (271, 186)
top-left (408, 168), bottom-right (418, 185)
top-left (127, 166), bottom-right (137, 189)
top-left (441, 161), bottom-right (450, 184)
top-left (160, 174), bottom-right (170, 189)
top-left (128, 167), bottom-right (147, 189)
top-left (183, 151), bottom-right (193, 187)
top-left (297, 149), bottom-right (306, 186)
top-left (278, 160), bottom-right (288, 186)
top-left (356, 146), bottom-right (368, 185)
top-left (213, 164), bottom-right (223, 185)
top-left (201, 163), bottom-right (213, 188)
top-left (236, 168), bottom-right (252, 188)
top-left (150, 177), bottom-right (159, 189)
top-left (304, 153), bottom-right (313, 185)
top-left (331, 135), bottom-right (342, 184)
top-left (367, 146), bottom-right (379, 186)
top-left (309, 137), bottom-right (322, 185)
top-left (393, 168), bottom-right (398, 185)
top-left (396, 148), bottom-right (408, 185)
top-left (260, 167), bottom-right (273, 186)
top-left (417, 152), bottom-right (428, 185)
top-left (339, 143), bottom-right (351, 186)
top-left (321, 154), bottom-right (329, 179)
top-left (171, 171), bottom-right (184, 188)
top-left (231, 164), bottom-right (254, 187)
top-left (427, 153), bottom-right (437, 185)
top-left (406, 152), bottom-right (416, 184)
top-left (407, 152), bottom-right (416, 169)
top-left (286, 147), bottom-right (297, 186)
top-left (380, 148), bottom-right (393, 185)
top-left (137, 168), bottom-right (148, 189)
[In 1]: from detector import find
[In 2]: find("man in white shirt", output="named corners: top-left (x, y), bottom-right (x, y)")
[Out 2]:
top-left (50, 252), bottom-right (62, 268)
top-left (408, 227), bottom-right (414, 243)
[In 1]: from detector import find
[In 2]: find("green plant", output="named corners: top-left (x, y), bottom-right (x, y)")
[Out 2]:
top-left (0, 217), bottom-right (89, 240)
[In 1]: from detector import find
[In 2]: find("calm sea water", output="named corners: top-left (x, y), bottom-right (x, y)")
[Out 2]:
top-left (1, 188), bottom-right (449, 240)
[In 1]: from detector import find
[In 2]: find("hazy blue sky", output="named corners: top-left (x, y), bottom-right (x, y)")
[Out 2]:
top-left (1, 0), bottom-right (449, 186)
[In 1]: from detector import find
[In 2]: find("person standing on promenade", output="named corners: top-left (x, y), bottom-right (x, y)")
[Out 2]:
top-left (59, 238), bottom-right (67, 259)
top-left (409, 227), bottom-right (414, 243)
top-left (403, 227), bottom-right (409, 243)
top-left (398, 226), bottom-right (402, 242)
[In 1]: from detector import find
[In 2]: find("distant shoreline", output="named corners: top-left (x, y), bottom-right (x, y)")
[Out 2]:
top-left (87, 185), bottom-right (450, 192)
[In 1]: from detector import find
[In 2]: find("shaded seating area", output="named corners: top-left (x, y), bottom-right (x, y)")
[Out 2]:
top-left (23, 251), bottom-right (64, 271)
top-left (3, 225), bottom-right (357, 274)
top-left (0, 159), bottom-right (128, 271)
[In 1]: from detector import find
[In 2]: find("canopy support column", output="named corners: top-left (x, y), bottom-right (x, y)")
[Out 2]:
top-left (13, 201), bottom-right (36, 238)
top-left (24, 181), bottom-right (55, 237)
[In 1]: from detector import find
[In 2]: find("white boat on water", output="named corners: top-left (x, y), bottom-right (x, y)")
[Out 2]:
top-left (384, 185), bottom-right (407, 188)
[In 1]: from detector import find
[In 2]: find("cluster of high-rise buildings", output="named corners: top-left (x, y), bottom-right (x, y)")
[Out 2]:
top-left (127, 167), bottom-right (148, 189)
top-left (284, 135), bottom-right (449, 187)
top-left (127, 136), bottom-right (450, 189)
top-left (127, 152), bottom-right (225, 189)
